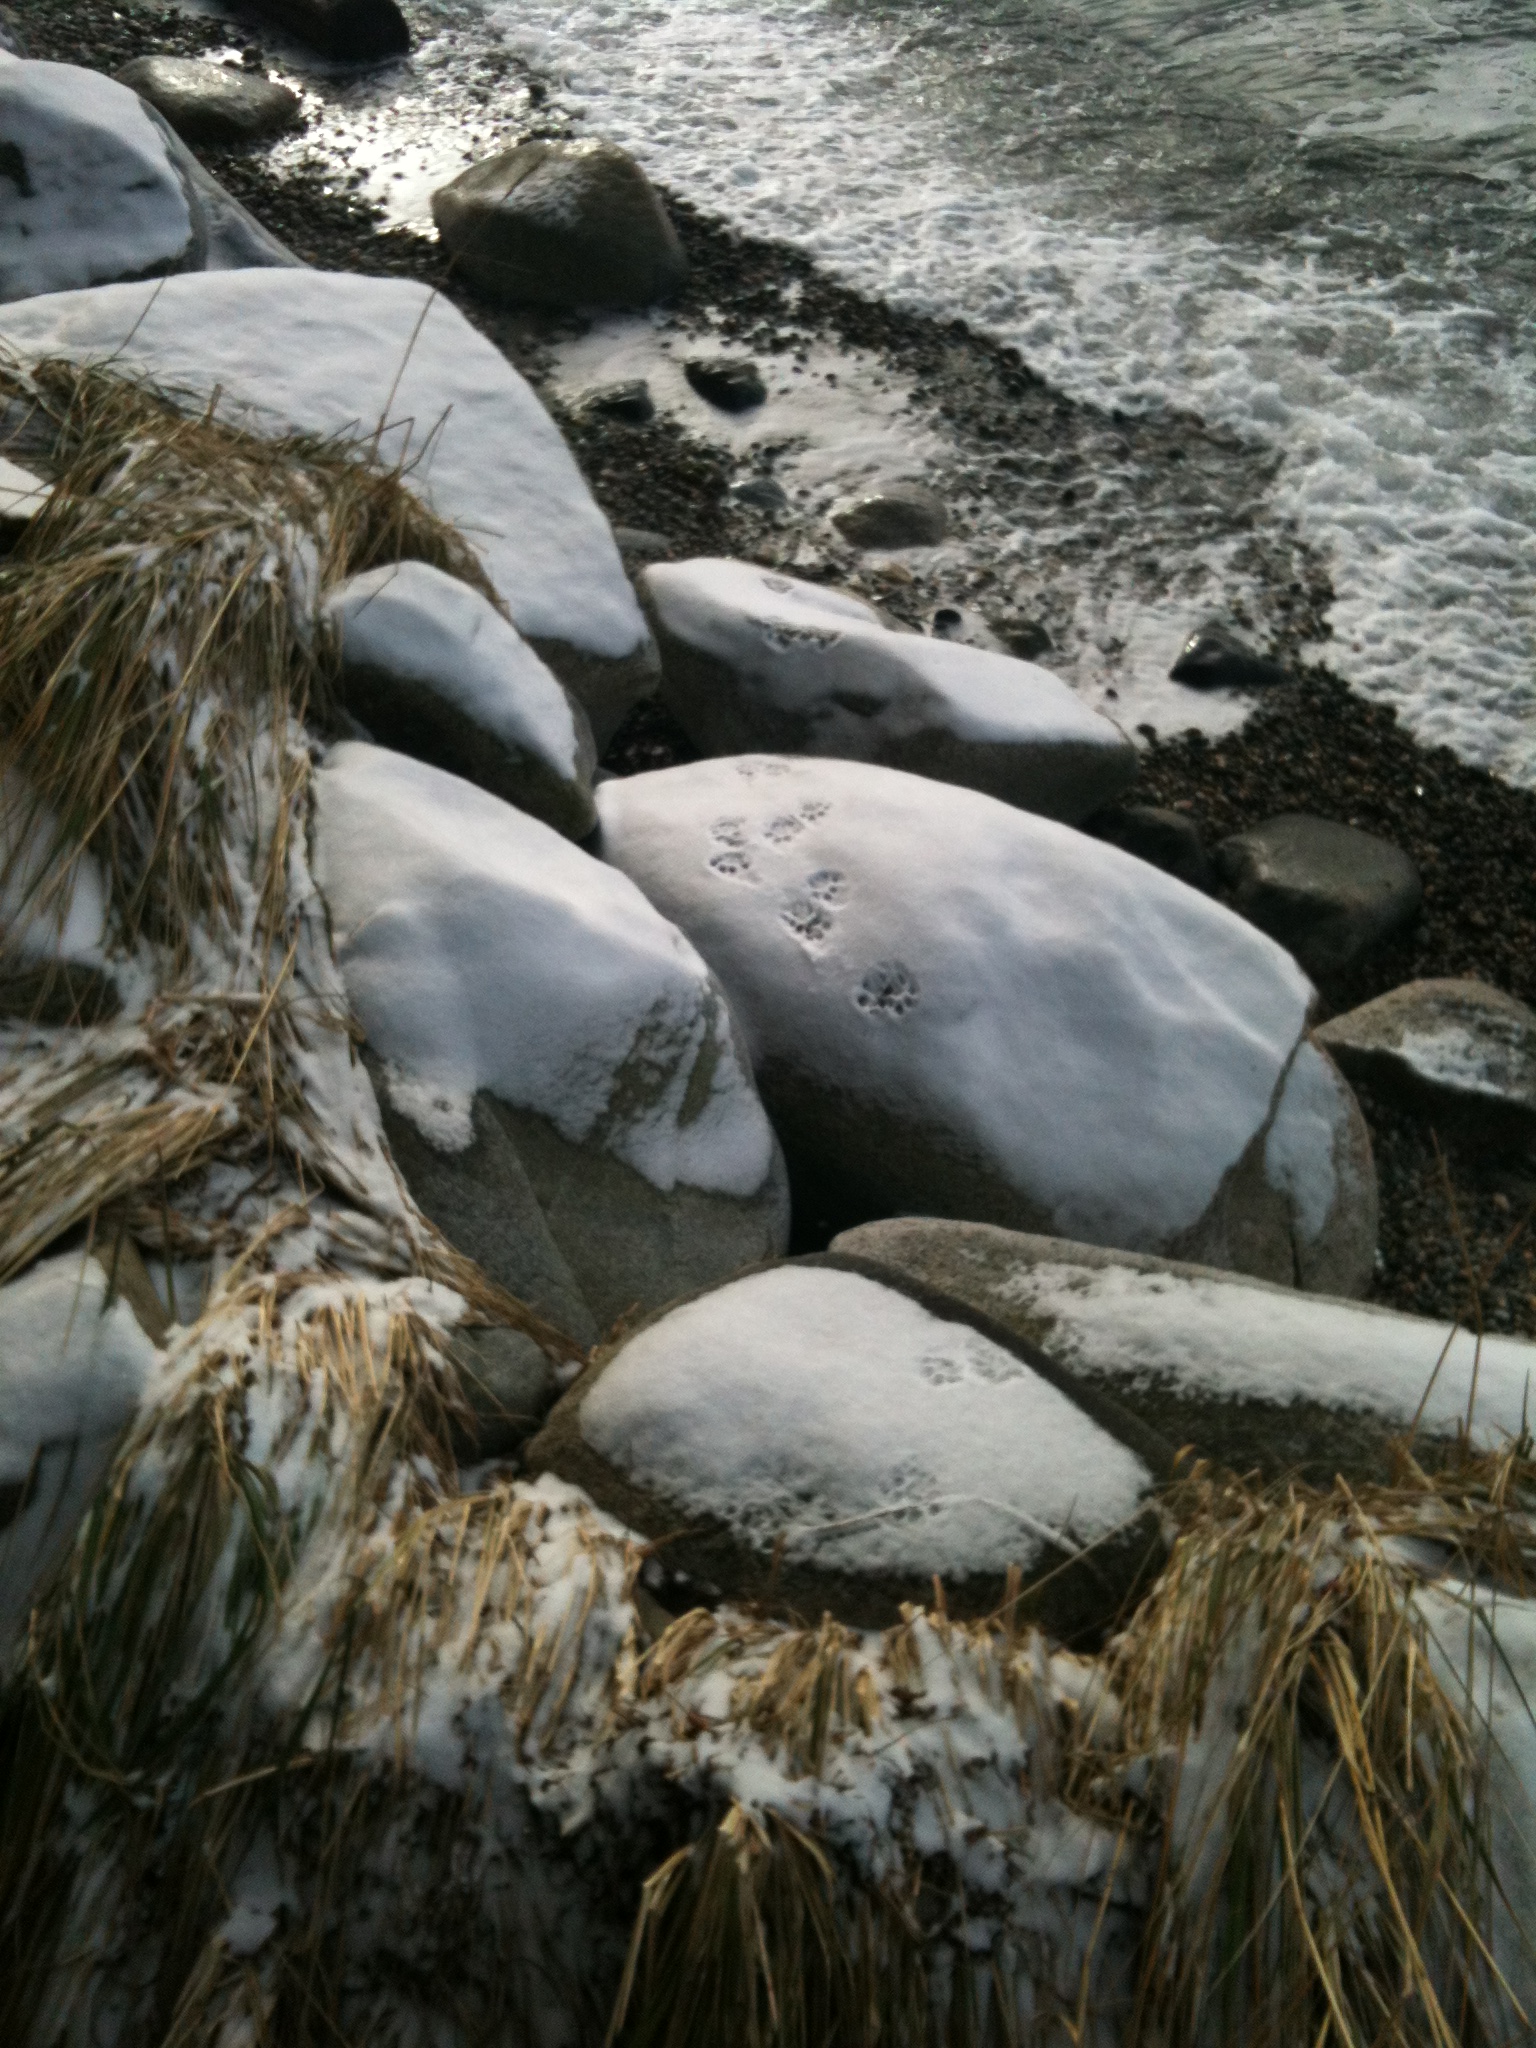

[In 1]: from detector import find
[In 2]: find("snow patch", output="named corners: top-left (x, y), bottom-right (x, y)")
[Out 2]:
top-left (0, 269), bottom-right (646, 661)
top-left (1263, 1039), bottom-right (1346, 1249)
top-left (312, 741), bottom-right (776, 1197)
top-left (324, 559), bottom-right (582, 778)
top-left (582, 1263), bottom-right (1154, 1577)
top-left (0, 769), bottom-right (109, 966)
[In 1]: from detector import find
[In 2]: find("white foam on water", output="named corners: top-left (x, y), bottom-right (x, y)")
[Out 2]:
top-left (275, 0), bottom-right (1536, 781)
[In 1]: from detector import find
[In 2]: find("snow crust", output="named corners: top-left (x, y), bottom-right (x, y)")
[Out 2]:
top-left (0, 769), bottom-right (109, 965)
top-left (646, 557), bottom-right (1128, 750)
top-left (987, 1253), bottom-right (1536, 1448)
top-left (312, 741), bottom-right (776, 1196)
top-left (583, 1263), bottom-right (1154, 1577)
top-left (324, 560), bottom-right (582, 778)
top-left (0, 63), bottom-right (196, 303)
top-left (597, 755), bottom-right (1316, 1248)
top-left (1397, 1022), bottom-right (1533, 1105)
top-left (0, 269), bottom-right (646, 659)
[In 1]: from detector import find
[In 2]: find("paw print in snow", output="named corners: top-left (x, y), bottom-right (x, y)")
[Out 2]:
top-left (780, 896), bottom-right (834, 946)
top-left (763, 813), bottom-right (805, 844)
top-left (805, 869), bottom-right (846, 904)
top-left (710, 816), bottom-right (748, 848)
top-left (709, 849), bottom-right (753, 879)
top-left (736, 758), bottom-right (791, 781)
top-left (854, 960), bottom-right (920, 1017)
top-left (919, 1352), bottom-right (964, 1387)
top-left (798, 799), bottom-right (830, 823)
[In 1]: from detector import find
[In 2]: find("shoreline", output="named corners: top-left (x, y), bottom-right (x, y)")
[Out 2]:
top-left (13, 0), bottom-right (1536, 1337)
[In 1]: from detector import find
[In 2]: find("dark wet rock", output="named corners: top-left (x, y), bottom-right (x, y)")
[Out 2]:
top-left (726, 474), bottom-right (789, 512)
top-left (1317, 978), bottom-right (1536, 1157)
top-left (683, 356), bottom-right (766, 413)
top-left (1084, 804), bottom-right (1214, 894)
top-left (116, 56), bottom-right (300, 147)
top-left (245, 0), bottom-right (408, 62)
top-left (433, 140), bottom-right (686, 310)
top-left (610, 525), bottom-right (675, 565)
top-left (1215, 813), bottom-right (1423, 983)
top-left (580, 378), bottom-right (654, 425)
top-left (832, 481), bottom-right (949, 549)
top-left (1171, 619), bottom-right (1287, 691)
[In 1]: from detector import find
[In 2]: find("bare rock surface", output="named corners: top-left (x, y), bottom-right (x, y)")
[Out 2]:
top-left (1318, 977), bottom-right (1536, 1155)
top-left (116, 56), bottom-right (300, 147)
top-left (1215, 812), bottom-right (1423, 982)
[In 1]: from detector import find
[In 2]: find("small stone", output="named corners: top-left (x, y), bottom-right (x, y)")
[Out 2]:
top-left (1085, 805), bottom-right (1214, 894)
top-left (1317, 979), bottom-right (1536, 1156)
top-left (434, 141), bottom-right (686, 310)
top-left (683, 357), bottom-right (766, 413)
top-left (610, 525), bottom-right (674, 564)
top-left (244, 0), bottom-right (409, 62)
top-left (448, 1326), bottom-right (558, 1459)
top-left (831, 481), bottom-right (948, 550)
top-left (579, 378), bottom-right (654, 425)
top-left (1214, 814), bottom-right (1423, 983)
top-left (726, 475), bottom-right (789, 512)
top-left (115, 57), bottom-right (301, 148)
top-left (1170, 619), bottom-right (1287, 691)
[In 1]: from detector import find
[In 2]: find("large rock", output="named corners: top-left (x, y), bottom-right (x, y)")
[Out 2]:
top-left (831, 482), bottom-right (948, 550)
top-left (0, 270), bottom-right (656, 747)
top-left (0, 61), bottom-right (204, 302)
top-left (324, 561), bottom-right (598, 840)
top-left (527, 1259), bottom-right (1170, 1640)
top-left (1214, 813), bottom-right (1423, 982)
top-left (830, 1218), bottom-right (1536, 1486)
top-left (596, 756), bottom-right (1377, 1292)
top-left (1317, 978), bottom-right (1536, 1156)
top-left (247, 0), bottom-right (409, 62)
top-left (313, 743), bottom-right (790, 1330)
top-left (642, 560), bottom-right (1136, 823)
top-left (0, 1247), bottom-right (161, 1658)
top-left (116, 57), bottom-right (301, 147)
top-left (432, 140), bottom-right (686, 311)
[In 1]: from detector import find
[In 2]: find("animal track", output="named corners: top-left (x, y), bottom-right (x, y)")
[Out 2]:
top-left (854, 960), bottom-right (920, 1017)
top-left (919, 1341), bottom-right (1025, 1388)
top-left (710, 817), bottom-right (748, 848)
top-left (780, 896), bottom-right (834, 945)
top-left (798, 799), bottom-right (831, 822)
top-left (805, 869), bottom-right (846, 904)
top-left (763, 814), bottom-right (806, 844)
top-left (709, 849), bottom-right (753, 879)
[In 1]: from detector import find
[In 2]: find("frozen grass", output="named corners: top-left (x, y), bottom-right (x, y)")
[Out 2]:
top-left (0, 356), bottom-right (1530, 2047)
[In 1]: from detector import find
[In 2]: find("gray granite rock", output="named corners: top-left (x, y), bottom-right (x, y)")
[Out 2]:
top-left (449, 1325), bottom-right (559, 1459)
top-left (432, 140), bottom-right (686, 310)
top-left (1317, 978), bottom-right (1536, 1155)
top-left (116, 57), bottom-right (301, 147)
top-left (1214, 813), bottom-right (1423, 981)
top-left (527, 1256), bottom-right (1171, 1643)
top-left (683, 357), bottom-right (766, 412)
top-left (829, 1217), bottom-right (1536, 1486)
top-left (831, 482), bottom-right (948, 549)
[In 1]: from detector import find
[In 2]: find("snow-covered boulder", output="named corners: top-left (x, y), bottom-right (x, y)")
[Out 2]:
top-left (324, 561), bottom-right (598, 840)
top-left (0, 270), bottom-right (656, 745)
top-left (1317, 977), bottom-right (1536, 1155)
top-left (0, 1248), bottom-right (161, 1659)
top-left (0, 62), bottom-right (204, 303)
top-left (596, 756), bottom-right (1378, 1292)
top-left (312, 743), bottom-right (789, 1330)
top-left (833, 1218), bottom-right (1536, 1484)
top-left (432, 139), bottom-right (687, 310)
top-left (527, 1258), bottom-right (1169, 1636)
top-left (644, 560), bottom-right (1136, 823)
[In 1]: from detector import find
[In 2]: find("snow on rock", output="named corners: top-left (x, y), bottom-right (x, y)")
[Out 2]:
top-left (324, 560), bottom-right (597, 840)
top-left (596, 755), bottom-right (1374, 1286)
top-left (527, 1259), bottom-right (1165, 1634)
top-left (0, 1247), bottom-right (161, 1658)
top-left (0, 62), bottom-right (203, 303)
top-left (831, 1217), bottom-right (1536, 1484)
top-left (0, 768), bottom-right (110, 968)
top-left (0, 269), bottom-right (655, 744)
top-left (312, 742), bottom-right (788, 1326)
top-left (644, 558), bottom-right (1136, 823)
top-left (1262, 1037), bottom-right (1378, 1297)
top-left (1317, 978), bottom-right (1536, 1154)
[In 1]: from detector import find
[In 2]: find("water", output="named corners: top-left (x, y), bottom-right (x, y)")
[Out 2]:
top-left (271, 0), bottom-right (1536, 780)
